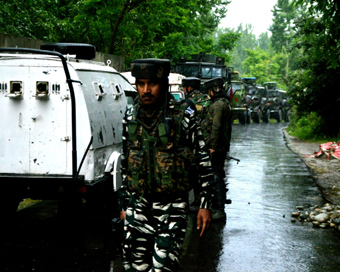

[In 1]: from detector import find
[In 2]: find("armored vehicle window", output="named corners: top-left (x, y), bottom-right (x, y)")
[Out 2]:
top-left (36, 82), bottom-right (49, 95)
top-left (10, 81), bottom-right (22, 94)
top-left (175, 64), bottom-right (200, 77)
top-left (93, 82), bottom-right (106, 101)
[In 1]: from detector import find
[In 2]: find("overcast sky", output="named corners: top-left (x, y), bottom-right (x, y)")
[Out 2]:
top-left (219, 0), bottom-right (278, 38)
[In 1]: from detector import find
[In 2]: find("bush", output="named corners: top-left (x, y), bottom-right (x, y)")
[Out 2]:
top-left (287, 111), bottom-right (326, 141)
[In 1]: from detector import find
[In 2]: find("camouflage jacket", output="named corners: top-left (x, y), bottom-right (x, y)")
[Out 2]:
top-left (204, 94), bottom-right (232, 151)
top-left (118, 97), bottom-right (214, 211)
top-left (186, 90), bottom-right (211, 116)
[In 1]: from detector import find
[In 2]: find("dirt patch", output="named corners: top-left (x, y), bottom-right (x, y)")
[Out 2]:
top-left (283, 130), bottom-right (340, 204)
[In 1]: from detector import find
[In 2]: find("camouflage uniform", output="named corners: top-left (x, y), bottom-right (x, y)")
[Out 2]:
top-left (203, 78), bottom-right (232, 213)
top-left (183, 77), bottom-right (212, 208)
top-left (119, 59), bottom-right (214, 272)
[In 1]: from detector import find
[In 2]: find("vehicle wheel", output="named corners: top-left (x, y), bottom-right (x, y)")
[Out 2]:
top-left (253, 112), bottom-right (260, 123)
top-left (284, 109), bottom-right (290, 122)
top-left (238, 112), bottom-right (246, 125)
top-left (40, 43), bottom-right (96, 60)
top-left (276, 109), bottom-right (282, 122)
top-left (246, 110), bottom-right (251, 124)
top-left (262, 109), bottom-right (269, 123)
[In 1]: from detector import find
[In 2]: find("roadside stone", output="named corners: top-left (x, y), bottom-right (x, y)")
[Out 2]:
top-left (291, 212), bottom-right (300, 217)
top-left (314, 213), bottom-right (330, 223)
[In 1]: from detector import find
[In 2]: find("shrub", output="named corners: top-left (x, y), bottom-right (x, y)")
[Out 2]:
top-left (287, 111), bottom-right (326, 141)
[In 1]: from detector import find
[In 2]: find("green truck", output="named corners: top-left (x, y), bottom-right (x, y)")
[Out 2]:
top-left (174, 54), bottom-right (248, 125)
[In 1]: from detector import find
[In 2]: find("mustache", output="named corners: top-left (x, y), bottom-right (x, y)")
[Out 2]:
top-left (142, 93), bottom-right (155, 98)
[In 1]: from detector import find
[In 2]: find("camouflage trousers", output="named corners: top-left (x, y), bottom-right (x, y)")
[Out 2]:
top-left (122, 193), bottom-right (188, 272)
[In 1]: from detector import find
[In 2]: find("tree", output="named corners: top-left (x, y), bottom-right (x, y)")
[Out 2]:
top-left (241, 47), bottom-right (286, 86)
top-left (269, 0), bottom-right (296, 53)
top-left (229, 24), bottom-right (257, 74)
top-left (286, 0), bottom-right (340, 137)
top-left (0, 0), bottom-right (231, 66)
top-left (68, 0), bottom-right (230, 64)
top-left (257, 32), bottom-right (270, 51)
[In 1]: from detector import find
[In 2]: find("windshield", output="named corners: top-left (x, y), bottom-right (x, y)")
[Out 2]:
top-left (175, 64), bottom-right (200, 77)
top-left (257, 88), bottom-right (267, 97)
top-left (175, 64), bottom-right (226, 79)
top-left (264, 83), bottom-right (277, 89)
top-left (243, 78), bottom-right (256, 85)
top-left (201, 65), bottom-right (226, 78)
top-left (267, 90), bottom-right (278, 98)
top-left (231, 82), bottom-right (242, 90)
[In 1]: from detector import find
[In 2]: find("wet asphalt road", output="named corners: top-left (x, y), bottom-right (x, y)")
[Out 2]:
top-left (2, 122), bottom-right (340, 272)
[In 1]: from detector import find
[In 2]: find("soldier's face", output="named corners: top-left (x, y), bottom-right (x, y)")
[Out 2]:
top-left (136, 79), bottom-right (162, 106)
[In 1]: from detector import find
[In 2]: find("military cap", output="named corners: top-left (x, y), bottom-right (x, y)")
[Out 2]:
top-left (131, 58), bottom-right (170, 79)
top-left (204, 77), bottom-right (224, 91)
top-left (182, 77), bottom-right (201, 89)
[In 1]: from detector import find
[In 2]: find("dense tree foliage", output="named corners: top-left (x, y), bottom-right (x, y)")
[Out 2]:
top-left (269, 0), bottom-right (296, 53)
top-left (241, 47), bottom-right (286, 86)
top-left (0, 0), bottom-right (238, 66)
top-left (286, 0), bottom-right (340, 137)
top-left (229, 24), bottom-right (257, 74)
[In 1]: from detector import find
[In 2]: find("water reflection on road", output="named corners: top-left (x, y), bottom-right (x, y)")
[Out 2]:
top-left (2, 123), bottom-right (340, 272)
top-left (180, 123), bottom-right (340, 272)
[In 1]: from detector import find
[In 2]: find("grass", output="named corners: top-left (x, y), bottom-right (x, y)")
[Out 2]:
top-left (18, 198), bottom-right (42, 211)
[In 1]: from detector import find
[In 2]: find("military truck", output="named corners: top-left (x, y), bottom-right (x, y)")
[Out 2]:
top-left (173, 52), bottom-right (229, 91)
top-left (262, 82), bottom-right (283, 122)
top-left (247, 86), bottom-right (267, 123)
top-left (0, 44), bottom-right (136, 221)
top-left (229, 80), bottom-right (249, 124)
top-left (174, 54), bottom-right (248, 126)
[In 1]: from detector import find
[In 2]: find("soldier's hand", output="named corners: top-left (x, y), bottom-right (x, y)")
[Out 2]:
top-left (197, 209), bottom-right (211, 237)
top-left (120, 211), bottom-right (126, 221)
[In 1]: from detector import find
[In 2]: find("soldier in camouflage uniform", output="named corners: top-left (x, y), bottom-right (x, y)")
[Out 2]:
top-left (203, 77), bottom-right (232, 221)
top-left (118, 59), bottom-right (215, 272)
top-left (182, 77), bottom-right (212, 211)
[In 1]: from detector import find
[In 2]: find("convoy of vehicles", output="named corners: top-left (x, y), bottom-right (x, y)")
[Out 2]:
top-left (0, 44), bottom-right (291, 222)
top-left (0, 44), bottom-right (137, 220)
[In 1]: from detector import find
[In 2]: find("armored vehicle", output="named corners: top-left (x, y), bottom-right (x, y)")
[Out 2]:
top-left (280, 90), bottom-right (291, 122)
top-left (229, 80), bottom-right (249, 124)
top-left (262, 82), bottom-right (283, 122)
top-left (0, 44), bottom-right (136, 220)
top-left (174, 53), bottom-right (228, 87)
top-left (247, 86), bottom-right (267, 123)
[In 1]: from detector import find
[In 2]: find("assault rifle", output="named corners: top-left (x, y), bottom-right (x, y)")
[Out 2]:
top-left (226, 155), bottom-right (240, 164)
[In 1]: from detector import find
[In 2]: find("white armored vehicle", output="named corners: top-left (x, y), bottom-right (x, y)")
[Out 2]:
top-left (0, 43), bottom-right (136, 220)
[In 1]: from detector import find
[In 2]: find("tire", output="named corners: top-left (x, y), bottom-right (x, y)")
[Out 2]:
top-left (41, 43), bottom-right (96, 60)
top-left (253, 111), bottom-right (260, 123)
top-left (276, 109), bottom-right (282, 122)
top-left (284, 109), bottom-right (290, 122)
top-left (246, 110), bottom-right (251, 124)
top-left (238, 111), bottom-right (246, 125)
top-left (262, 109), bottom-right (269, 123)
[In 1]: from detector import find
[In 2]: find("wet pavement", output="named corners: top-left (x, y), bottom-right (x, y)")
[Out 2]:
top-left (2, 122), bottom-right (340, 271)
top-left (180, 123), bottom-right (340, 272)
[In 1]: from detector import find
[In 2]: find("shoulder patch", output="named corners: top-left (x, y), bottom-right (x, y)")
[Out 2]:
top-left (185, 106), bottom-right (195, 115)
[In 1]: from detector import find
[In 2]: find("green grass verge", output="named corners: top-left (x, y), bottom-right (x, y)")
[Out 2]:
top-left (18, 198), bottom-right (42, 211)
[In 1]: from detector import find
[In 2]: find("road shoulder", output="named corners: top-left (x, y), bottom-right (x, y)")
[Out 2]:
top-left (283, 129), bottom-right (340, 204)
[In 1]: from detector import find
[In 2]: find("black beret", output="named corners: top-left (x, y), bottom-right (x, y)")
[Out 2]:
top-left (131, 58), bottom-right (170, 79)
top-left (204, 77), bottom-right (224, 90)
top-left (182, 77), bottom-right (201, 89)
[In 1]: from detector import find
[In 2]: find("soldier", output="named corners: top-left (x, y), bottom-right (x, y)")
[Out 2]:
top-left (118, 59), bottom-right (215, 272)
top-left (203, 77), bottom-right (232, 220)
top-left (182, 77), bottom-right (212, 211)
